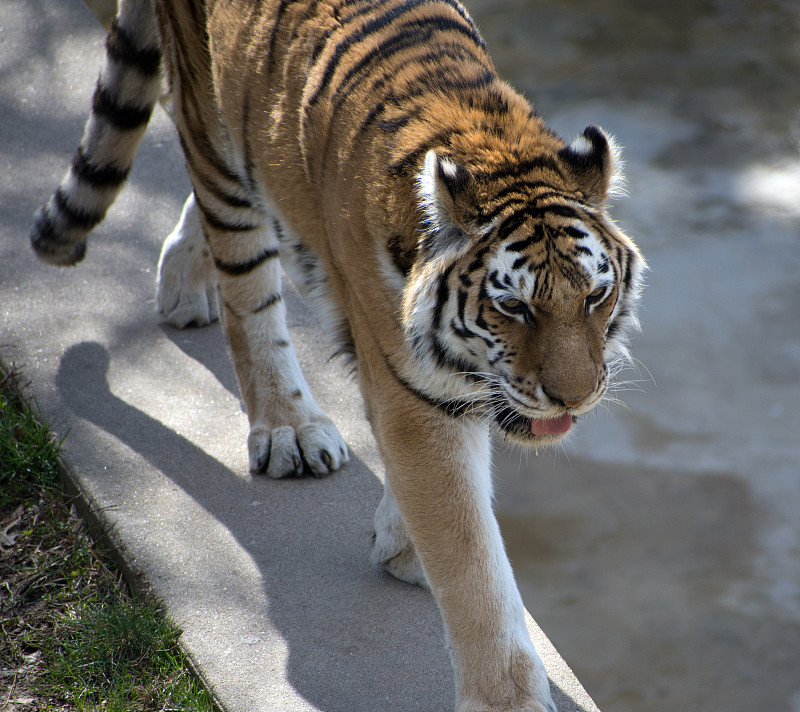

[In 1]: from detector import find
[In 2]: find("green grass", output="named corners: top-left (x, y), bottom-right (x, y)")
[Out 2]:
top-left (0, 365), bottom-right (214, 712)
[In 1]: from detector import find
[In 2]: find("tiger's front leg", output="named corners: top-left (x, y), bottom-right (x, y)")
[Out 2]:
top-left (364, 366), bottom-right (556, 712)
top-left (186, 185), bottom-right (348, 478)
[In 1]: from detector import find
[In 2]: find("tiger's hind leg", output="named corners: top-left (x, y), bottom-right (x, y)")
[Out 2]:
top-left (184, 179), bottom-right (348, 477)
top-left (156, 193), bottom-right (220, 328)
top-left (371, 479), bottom-right (428, 588)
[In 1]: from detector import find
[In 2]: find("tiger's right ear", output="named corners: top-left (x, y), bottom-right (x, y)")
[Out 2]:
top-left (416, 150), bottom-right (472, 255)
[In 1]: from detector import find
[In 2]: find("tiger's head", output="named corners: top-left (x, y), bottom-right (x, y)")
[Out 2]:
top-left (403, 125), bottom-right (645, 445)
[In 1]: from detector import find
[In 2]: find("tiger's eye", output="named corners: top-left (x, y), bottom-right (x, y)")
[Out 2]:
top-left (501, 298), bottom-right (523, 311)
top-left (498, 298), bottom-right (530, 318)
top-left (585, 286), bottom-right (607, 314)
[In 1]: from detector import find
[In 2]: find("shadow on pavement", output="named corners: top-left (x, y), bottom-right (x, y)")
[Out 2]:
top-left (55, 340), bottom-right (593, 712)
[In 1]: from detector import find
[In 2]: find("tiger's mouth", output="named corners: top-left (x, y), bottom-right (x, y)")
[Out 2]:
top-left (492, 404), bottom-right (576, 443)
top-left (489, 383), bottom-right (575, 443)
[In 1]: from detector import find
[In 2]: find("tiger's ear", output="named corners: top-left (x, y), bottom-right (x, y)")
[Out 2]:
top-left (416, 150), bottom-right (472, 254)
top-left (558, 125), bottom-right (624, 207)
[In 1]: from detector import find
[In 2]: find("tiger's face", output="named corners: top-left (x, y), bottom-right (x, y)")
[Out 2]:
top-left (404, 126), bottom-right (644, 445)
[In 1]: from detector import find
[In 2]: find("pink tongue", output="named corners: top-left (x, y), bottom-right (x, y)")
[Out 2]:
top-left (530, 413), bottom-right (573, 436)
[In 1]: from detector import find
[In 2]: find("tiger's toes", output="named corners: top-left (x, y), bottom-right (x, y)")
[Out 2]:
top-left (248, 420), bottom-right (348, 478)
top-left (371, 524), bottom-right (429, 588)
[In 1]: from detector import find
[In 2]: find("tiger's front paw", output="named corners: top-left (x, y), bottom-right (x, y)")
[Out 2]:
top-left (248, 420), bottom-right (349, 478)
top-left (458, 645), bottom-right (557, 712)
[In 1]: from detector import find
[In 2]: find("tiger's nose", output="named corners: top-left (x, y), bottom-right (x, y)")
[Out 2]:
top-left (542, 388), bottom-right (589, 409)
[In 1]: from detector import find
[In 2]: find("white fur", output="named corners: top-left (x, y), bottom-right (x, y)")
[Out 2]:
top-left (156, 193), bottom-right (220, 327)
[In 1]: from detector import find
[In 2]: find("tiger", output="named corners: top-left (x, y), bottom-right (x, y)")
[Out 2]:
top-left (30, 0), bottom-right (645, 710)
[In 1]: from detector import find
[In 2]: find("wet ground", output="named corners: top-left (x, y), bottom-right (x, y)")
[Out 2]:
top-left (464, 1), bottom-right (800, 711)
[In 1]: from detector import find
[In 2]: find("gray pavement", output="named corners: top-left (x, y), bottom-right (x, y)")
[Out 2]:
top-left (0, 2), bottom-right (600, 711)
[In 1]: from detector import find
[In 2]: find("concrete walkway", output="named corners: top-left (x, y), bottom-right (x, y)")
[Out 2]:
top-left (0, 2), bottom-right (598, 710)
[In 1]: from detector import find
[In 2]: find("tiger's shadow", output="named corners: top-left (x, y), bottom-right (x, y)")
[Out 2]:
top-left (56, 332), bottom-right (591, 712)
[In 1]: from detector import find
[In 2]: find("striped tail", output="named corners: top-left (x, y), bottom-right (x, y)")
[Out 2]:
top-left (31, 0), bottom-right (162, 265)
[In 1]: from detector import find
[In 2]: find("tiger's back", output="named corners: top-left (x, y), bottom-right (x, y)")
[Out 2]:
top-left (31, 2), bottom-right (644, 711)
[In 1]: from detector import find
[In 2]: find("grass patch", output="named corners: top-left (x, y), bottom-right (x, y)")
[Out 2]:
top-left (0, 365), bottom-right (214, 711)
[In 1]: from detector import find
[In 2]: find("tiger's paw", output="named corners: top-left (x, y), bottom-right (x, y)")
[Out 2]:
top-left (248, 420), bottom-right (349, 478)
top-left (371, 495), bottom-right (428, 588)
top-left (373, 538), bottom-right (428, 588)
top-left (156, 194), bottom-right (219, 328)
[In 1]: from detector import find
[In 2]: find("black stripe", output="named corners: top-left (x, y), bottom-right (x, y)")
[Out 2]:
top-left (605, 318), bottom-right (622, 341)
top-left (335, 0), bottom-right (482, 41)
top-left (472, 155), bottom-right (563, 183)
top-left (179, 130), bottom-right (243, 189)
top-left (457, 87), bottom-right (510, 117)
top-left (456, 287), bottom-right (468, 323)
top-left (252, 293), bottom-right (283, 313)
top-left (310, 0), bottom-right (482, 108)
top-left (106, 17), bottom-right (161, 77)
top-left (354, 44), bottom-right (485, 133)
top-left (451, 318), bottom-right (487, 344)
top-left (266, 0), bottom-right (293, 75)
top-left (328, 15), bottom-right (486, 108)
top-left (498, 210), bottom-right (542, 244)
top-left (213, 246), bottom-right (279, 275)
top-left (353, 41), bottom-right (485, 107)
top-left (622, 253), bottom-right (635, 292)
top-left (396, 68), bottom-right (497, 106)
top-left (498, 204), bottom-right (580, 243)
top-left (478, 182), bottom-right (560, 221)
top-left (240, 85), bottom-right (258, 195)
top-left (30, 209), bottom-right (88, 263)
top-left (563, 226), bottom-right (589, 240)
top-left (431, 263), bottom-right (454, 330)
top-left (487, 270), bottom-right (505, 292)
top-left (195, 194), bottom-right (260, 233)
top-left (474, 301), bottom-right (491, 332)
top-left (309, 0), bottom-right (431, 107)
top-left (429, 334), bottom-right (479, 373)
top-left (72, 146), bottom-right (130, 189)
top-left (183, 161), bottom-right (252, 210)
top-left (92, 84), bottom-right (153, 130)
top-left (554, 247), bottom-right (590, 288)
top-left (383, 354), bottom-right (471, 419)
top-left (54, 188), bottom-right (104, 230)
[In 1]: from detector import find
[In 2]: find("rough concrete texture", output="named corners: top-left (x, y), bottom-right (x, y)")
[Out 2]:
top-left (1, 1), bottom-right (600, 711)
top-left (2, 1), bottom-right (799, 712)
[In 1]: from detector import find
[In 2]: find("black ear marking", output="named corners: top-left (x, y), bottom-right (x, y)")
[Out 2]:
top-left (558, 125), bottom-right (617, 206)
top-left (416, 150), bottom-right (476, 257)
top-left (436, 156), bottom-right (471, 199)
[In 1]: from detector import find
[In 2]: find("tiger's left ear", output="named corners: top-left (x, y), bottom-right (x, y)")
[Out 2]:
top-left (558, 125), bottom-right (624, 207)
top-left (416, 150), bottom-right (473, 254)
